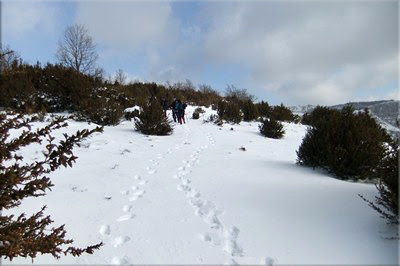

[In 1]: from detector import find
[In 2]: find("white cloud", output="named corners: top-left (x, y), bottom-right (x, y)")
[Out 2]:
top-left (3, 0), bottom-right (57, 38)
top-left (75, 1), bottom-right (178, 51)
top-left (202, 1), bottom-right (398, 104)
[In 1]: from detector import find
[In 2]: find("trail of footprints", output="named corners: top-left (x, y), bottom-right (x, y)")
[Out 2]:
top-left (99, 147), bottom-right (172, 264)
top-left (174, 130), bottom-right (244, 259)
top-left (99, 128), bottom-right (244, 264)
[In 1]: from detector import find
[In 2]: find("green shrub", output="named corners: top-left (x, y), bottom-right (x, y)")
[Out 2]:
top-left (297, 106), bottom-right (389, 180)
top-left (259, 118), bottom-right (285, 139)
top-left (194, 107), bottom-right (205, 113)
top-left (242, 99), bottom-right (259, 121)
top-left (270, 103), bottom-right (298, 122)
top-left (256, 101), bottom-right (272, 117)
top-left (0, 113), bottom-right (103, 260)
top-left (124, 109), bottom-right (140, 121)
top-left (217, 100), bottom-right (242, 124)
top-left (301, 106), bottom-right (335, 126)
top-left (359, 139), bottom-right (399, 224)
top-left (135, 98), bottom-right (173, 135)
top-left (77, 87), bottom-right (128, 126)
top-left (192, 112), bottom-right (200, 119)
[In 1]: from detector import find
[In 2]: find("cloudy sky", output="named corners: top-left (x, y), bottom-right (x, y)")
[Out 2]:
top-left (3, 0), bottom-right (399, 105)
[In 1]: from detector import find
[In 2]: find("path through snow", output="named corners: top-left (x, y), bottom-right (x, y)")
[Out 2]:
top-left (5, 107), bottom-right (398, 265)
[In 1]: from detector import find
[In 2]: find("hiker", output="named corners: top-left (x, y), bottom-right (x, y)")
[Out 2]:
top-left (176, 99), bottom-right (186, 124)
top-left (169, 98), bottom-right (178, 122)
top-left (181, 102), bottom-right (187, 124)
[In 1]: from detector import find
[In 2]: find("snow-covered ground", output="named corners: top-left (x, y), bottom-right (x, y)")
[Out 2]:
top-left (4, 106), bottom-right (398, 265)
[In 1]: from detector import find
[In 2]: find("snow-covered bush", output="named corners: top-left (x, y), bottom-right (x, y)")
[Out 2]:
top-left (0, 113), bottom-right (103, 260)
top-left (297, 106), bottom-right (390, 180)
top-left (192, 112), bottom-right (200, 119)
top-left (192, 107), bottom-right (205, 119)
top-left (135, 98), bottom-right (173, 135)
top-left (259, 118), bottom-right (285, 139)
top-left (77, 87), bottom-right (128, 126)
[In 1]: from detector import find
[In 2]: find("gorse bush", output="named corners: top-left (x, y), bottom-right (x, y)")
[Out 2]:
top-left (270, 104), bottom-right (299, 123)
top-left (301, 105), bottom-right (335, 126)
top-left (359, 139), bottom-right (399, 224)
top-left (297, 106), bottom-right (389, 180)
top-left (256, 101), bottom-right (272, 117)
top-left (77, 87), bottom-right (129, 126)
top-left (192, 112), bottom-right (200, 119)
top-left (0, 63), bottom-right (102, 114)
top-left (135, 98), bottom-right (173, 135)
top-left (259, 118), bottom-right (285, 139)
top-left (217, 100), bottom-right (242, 124)
top-left (0, 113), bottom-right (103, 260)
top-left (194, 107), bottom-right (205, 114)
top-left (242, 99), bottom-right (259, 121)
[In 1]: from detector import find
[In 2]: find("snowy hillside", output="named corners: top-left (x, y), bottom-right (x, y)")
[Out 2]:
top-left (5, 106), bottom-right (398, 265)
top-left (290, 100), bottom-right (400, 136)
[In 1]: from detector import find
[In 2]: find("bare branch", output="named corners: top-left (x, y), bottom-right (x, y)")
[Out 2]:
top-left (56, 24), bottom-right (98, 75)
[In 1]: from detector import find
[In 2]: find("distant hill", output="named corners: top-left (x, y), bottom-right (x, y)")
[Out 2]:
top-left (290, 100), bottom-right (399, 137)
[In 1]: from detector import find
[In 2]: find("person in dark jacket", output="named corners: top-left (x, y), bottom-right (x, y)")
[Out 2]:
top-left (181, 102), bottom-right (187, 124)
top-left (176, 99), bottom-right (188, 124)
top-left (169, 98), bottom-right (178, 122)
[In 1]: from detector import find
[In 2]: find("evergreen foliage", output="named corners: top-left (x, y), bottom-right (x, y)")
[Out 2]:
top-left (0, 113), bottom-right (103, 260)
top-left (77, 87), bottom-right (129, 126)
top-left (192, 112), bottom-right (200, 119)
top-left (192, 107), bottom-right (204, 120)
top-left (217, 100), bottom-right (242, 124)
top-left (297, 106), bottom-right (390, 180)
top-left (359, 139), bottom-right (399, 224)
top-left (256, 101), bottom-right (272, 117)
top-left (270, 104), bottom-right (299, 123)
top-left (259, 118), bottom-right (285, 139)
top-left (135, 98), bottom-right (173, 135)
top-left (242, 99), bottom-right (259, 121)
top-left (301, 105), bottom-right (335, 126)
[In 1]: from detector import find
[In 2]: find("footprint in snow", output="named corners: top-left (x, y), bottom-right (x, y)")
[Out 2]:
top-left (120, 148), bottom-right (131, 155)
top-left (99, 224), bottom-right (111, 236)
top-left (177, 184), bottom-right (191, 192)
top-left (120, 190), bottom-right (129, 195)
top-left (223, 227), bottom-right (243, 257)
top-left (181, 178), bottom-right (191, 185)
top-left (133, 175), bottom-right (141, 180)
top-left (138, 180), bottom-right (148, 186)
top-left (186, 190), bottom-right (200, 199)
top-left (263, 257), bottom-right (275, 266)
top-left (129, 190), bottom-right (145, 201)
top-left (200, 231), bottom-right (221, 245)
top-left (122, 205), bottom-right (132, 212)
top-left (113, 236), bottom-right (131, 247)
top-left (111, 256), bottom-right (130, 265)
top-left (148, 169), bottom-right (157, 174)
top-left (116, 213), bottom-right (135, 222)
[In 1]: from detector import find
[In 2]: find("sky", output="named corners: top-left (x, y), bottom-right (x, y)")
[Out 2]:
top-left (2, 0), bottom-right (399, 106)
